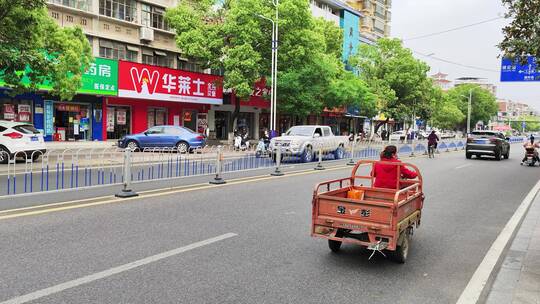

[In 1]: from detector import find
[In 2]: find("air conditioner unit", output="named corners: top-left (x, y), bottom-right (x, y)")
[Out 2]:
top-left (140, 27), bottom-right (154, 42)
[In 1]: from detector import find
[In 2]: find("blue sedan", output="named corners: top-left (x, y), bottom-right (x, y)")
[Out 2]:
top-left (118, 126), bottom-right (206, 153)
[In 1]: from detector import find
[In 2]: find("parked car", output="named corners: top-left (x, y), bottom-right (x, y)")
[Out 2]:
top-left (466, 130), bottom-right (510, 160)
top-left (388, 131), bottom-right (406, 142)
top-left (0, 120), bottom-right (46, 164)
top-left (117, 125), bottom-right (206, 153)
top-left (269, 125), bottom-right (349, 163)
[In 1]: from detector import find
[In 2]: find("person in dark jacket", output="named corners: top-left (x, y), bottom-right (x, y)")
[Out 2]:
top-left (373, 145), bottom-right (418, 189)
top-left (427, 130), bottom-right (439, 149)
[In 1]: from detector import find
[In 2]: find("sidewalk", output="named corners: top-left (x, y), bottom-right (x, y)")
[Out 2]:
top-left (485, 190), bottom-right (540, 304)
top-left (45, 140), bottom-right (116, 150)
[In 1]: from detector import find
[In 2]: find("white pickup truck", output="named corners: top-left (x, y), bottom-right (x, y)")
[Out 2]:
top-left (269, 125), bottom-right (349, 163)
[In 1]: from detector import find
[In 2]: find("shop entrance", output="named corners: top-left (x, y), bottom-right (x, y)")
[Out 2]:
top-left (106, 106), bottom-right (131, 139)
top-left (54, 103), bottom-right (91, 141)
top-left (214, 111), bottom-right (230, 140)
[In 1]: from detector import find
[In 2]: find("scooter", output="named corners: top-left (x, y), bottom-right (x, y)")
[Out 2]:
top-left (255, 138), bottom-right (271, 158)
top-left (522, 148), bottom-right (538, 167)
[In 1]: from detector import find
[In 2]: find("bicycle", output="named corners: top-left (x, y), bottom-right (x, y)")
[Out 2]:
top-left (428, 144), bottom-right (436, 158)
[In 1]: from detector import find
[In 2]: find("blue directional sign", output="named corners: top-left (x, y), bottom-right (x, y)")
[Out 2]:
top-left (501, 56), bottom-right (540, 82)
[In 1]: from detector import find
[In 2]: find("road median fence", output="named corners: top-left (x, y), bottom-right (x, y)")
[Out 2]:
top-left (0, 136), bottom-right (525, 197)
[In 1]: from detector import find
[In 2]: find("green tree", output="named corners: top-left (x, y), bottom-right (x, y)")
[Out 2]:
top-left (351, 38), bottom-right (434, 127)
top-left (499, 0), bottom-right (540, 63)
top-left (511, 115), bottom-right (540, 132)
top-left (446, 84), bottom-right (498, 129)
top-left (0, 0), bottom-right (93, 100)
top-left (431, 95), bottom-right (466, 130)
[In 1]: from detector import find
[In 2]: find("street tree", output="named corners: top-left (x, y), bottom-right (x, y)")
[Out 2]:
top-left (446, 84), bottom-right (498, 129)
top-left (431, 95), bottom-right (466, 130)
top-left (499, 0), bottom-right (540, 63)
top-left (0, 0), bottom-right (93, 100)
top-left (351, 38), bottom-right (434, 130)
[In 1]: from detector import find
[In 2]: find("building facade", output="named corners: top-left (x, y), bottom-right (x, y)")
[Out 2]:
top-left (431, 72), bottom-right (452, 91)
top-left (346, 0), bottom-right (392, 43)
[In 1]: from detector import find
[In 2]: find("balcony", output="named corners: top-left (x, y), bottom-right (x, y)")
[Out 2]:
top-left (47, 0), bottom-right (93, 12)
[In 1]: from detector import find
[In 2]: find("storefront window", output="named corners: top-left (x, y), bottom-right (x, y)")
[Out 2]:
top-left (0, 99), bottom-right (33, 123)
top-left (106, 106), bottom-right (131, 139)
top-left (183, 110), bottom-right (197, 132)
top-left (147, 108), bottom-right (167, 128)
top-left (54, 103), bottom-right (91, 141)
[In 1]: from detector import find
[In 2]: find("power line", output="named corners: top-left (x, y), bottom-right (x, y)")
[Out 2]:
top-left (403, 16), bottom-right (504, 41)
top-left (413, 50), bottom-right (500, 73)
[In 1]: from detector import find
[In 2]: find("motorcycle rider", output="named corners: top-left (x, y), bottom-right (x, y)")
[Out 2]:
top-left (521, 137), bottom-right (540, 165)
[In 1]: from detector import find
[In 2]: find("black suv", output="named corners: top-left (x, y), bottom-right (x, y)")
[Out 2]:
top-left (466, 131), bottom-right (510, 160)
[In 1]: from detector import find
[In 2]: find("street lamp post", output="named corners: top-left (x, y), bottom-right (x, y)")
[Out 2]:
top-left (256, 0), bottom-right (279, 137)
top-left (255, 14), bottom-right (275, 132)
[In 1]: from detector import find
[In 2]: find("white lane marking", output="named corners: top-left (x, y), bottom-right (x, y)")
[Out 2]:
top-left (0, 233), bottom-right (237, 304)
top-left (455, 164), bottom-right (473, 170)
top-left (456, 180), bottom-right (540, 304)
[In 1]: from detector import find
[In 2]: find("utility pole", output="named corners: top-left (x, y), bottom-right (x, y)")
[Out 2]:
top-left (466, 89), bottom-right (472, 134)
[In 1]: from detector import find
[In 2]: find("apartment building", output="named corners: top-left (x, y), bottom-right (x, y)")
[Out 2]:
top-left (346, 0), bottom-right (391, 43)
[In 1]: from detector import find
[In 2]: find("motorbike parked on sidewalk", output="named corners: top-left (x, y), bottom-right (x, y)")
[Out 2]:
top-left (234, 133), bottom-right (250, 151)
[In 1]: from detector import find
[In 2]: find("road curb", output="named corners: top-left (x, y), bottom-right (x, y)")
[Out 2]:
top-left (456, 180), bottom-right (540, 304)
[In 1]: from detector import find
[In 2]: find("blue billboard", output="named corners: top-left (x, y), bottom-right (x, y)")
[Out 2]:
top-left (501, 56), bottom-right (540, 82)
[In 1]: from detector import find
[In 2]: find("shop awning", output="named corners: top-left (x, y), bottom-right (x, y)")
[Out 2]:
top-left (493, 125), bottom-right (512, 131)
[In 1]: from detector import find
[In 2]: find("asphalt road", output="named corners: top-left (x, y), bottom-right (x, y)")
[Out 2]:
top-left (0, 150), bottom-right (539, 304)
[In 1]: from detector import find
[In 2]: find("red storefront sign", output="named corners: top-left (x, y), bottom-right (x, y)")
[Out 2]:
top-left (118, 61), bottom-right (223, 105)
top-left (241, 79), bottom-right (271, 108)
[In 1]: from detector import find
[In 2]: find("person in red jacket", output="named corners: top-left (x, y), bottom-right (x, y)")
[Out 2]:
top-left (373, 145), bottom-right (418, 189)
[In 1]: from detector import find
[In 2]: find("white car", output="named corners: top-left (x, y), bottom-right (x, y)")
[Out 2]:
top-left (0, 120), bottom-right (46, 164)
top-left (388, 131), bottom-right (406, 142)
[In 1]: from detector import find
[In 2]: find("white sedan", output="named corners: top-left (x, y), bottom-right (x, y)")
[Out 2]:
top-left (388, 131), bottom-right (407, 142)
top-left (0, 120), bottom-right (46, 164)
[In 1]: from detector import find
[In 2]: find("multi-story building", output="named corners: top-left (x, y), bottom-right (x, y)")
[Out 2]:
top-left (454, 77), bottom-right (497, 97)
top-left (346, 0), bottom-right (392, 43)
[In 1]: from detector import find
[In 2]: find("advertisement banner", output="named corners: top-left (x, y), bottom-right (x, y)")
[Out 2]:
top-left (17, 104), bottom-right (31, 122)
top-left (106, 108), bottom-right (115, 132)
top-left (197, 113), bottom-right (208, 134)
top-left (118, 61), bottom-right (223, 104)
top-left (3, 104), bottom-right (15, 120)
top-left (116, 109), bottom-right (126, 125)
top-left (44, 101), bottom-right (54, 135)
top-left (0, 58), bottom-right (118, 96)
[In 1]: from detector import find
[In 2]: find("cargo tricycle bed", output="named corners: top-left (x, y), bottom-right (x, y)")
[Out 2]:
top-left (311, 160), bottom-right (424, 263)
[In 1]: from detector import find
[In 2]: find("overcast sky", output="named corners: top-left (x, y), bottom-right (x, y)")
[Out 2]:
top-left (391, 0), bottom-right (540, 110)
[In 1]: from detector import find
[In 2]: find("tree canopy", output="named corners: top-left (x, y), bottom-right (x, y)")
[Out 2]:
top-left (351, 38), bottom-right (434, 123)
top-left (0, 0), bottom-right (93, 100)
top-left (446, 84), bottom-right (498, 128)
top-left (166, 0), bottom-right (376, 119)
top-left (499, 0), bottom-right (540, 62)
top-left (511, 115), bottom-right (540, 132)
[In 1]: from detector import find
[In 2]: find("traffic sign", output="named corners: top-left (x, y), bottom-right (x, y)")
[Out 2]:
top-left (500, 56), bottom-right (540, 82)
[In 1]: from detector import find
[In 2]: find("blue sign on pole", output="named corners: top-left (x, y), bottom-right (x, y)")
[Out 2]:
top-left (44, 100), bottom-right (54, 136)
top-left (501, 56), bottom-right (540, 82)
top-left (522, 121), bottom-right (527, 129)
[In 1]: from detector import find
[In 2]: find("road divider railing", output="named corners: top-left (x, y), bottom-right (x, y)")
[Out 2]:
top-left (0, 138), bottom-right (488, 197)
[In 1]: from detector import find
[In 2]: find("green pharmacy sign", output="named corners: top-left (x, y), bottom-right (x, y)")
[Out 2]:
top-left (0, 58), bottom-right (118, 96)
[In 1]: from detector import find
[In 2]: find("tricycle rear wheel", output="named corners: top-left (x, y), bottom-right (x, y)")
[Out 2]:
top-left (392, 232), bottom-right (410, 263)
top-left (328, 240), bottom-right (342, 252)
